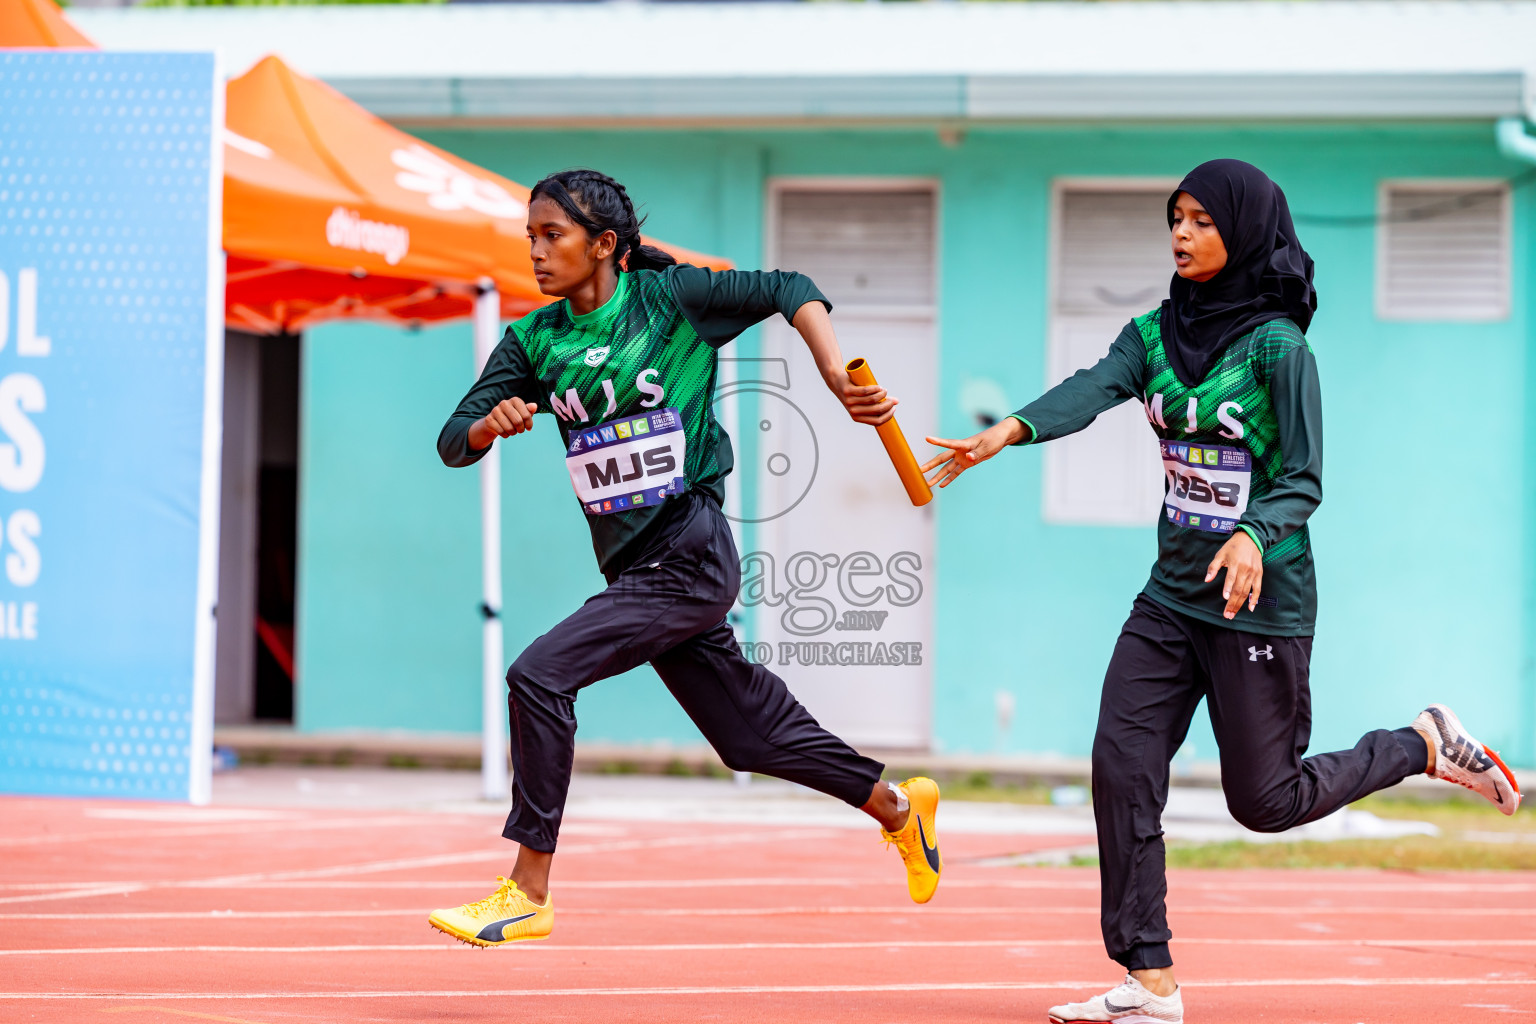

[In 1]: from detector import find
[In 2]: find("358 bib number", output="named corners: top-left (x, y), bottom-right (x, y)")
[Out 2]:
top-left (1161, 440), bottom-right (1249, 534)
top-left (567, 407), bottom-right (688, 516)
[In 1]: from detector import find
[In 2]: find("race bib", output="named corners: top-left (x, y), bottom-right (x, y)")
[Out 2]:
top-left (566, 407), bottom-right (688, 516)
top-left (1161, 440), bottom-right (1249, 534)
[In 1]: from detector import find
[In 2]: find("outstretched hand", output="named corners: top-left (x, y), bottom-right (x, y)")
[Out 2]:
top-left (1206, 530), bottom-right (1263, 620)
top-left (921, 418), bottom-right (1027, 489)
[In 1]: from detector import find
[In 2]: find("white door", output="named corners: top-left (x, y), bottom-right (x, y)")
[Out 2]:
top-left (742, 184), bottom-right (938, 750)
top-left (1043, 185), bottom-right (1174, 526)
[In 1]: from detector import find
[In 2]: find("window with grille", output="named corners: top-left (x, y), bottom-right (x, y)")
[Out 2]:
top-left (1377, 182), bottom-right (1510, 321)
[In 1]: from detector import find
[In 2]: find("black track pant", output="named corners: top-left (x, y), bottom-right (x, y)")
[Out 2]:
top-left (1093, 594), bottom-right (1428, 971)
top-left (502, 492), bottom-right (886, 852)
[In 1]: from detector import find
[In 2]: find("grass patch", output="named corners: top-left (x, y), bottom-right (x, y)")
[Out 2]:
top-left (1165, 791), bottom-right (1536, 871)
top-left (939, 779), bottom-right (1055, 805)
top-left (384, 754), bottom-right (421, 769)
top-left (1165, 836), bottom-right (1536, 872)
top-left (1351, 791), bottom-right (1536, 835)
top-left (952, 779), bottom-right (1536, 872)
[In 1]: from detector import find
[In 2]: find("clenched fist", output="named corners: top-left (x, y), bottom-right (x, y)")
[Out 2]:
top-left (468, 397), bottom-right (539, 451)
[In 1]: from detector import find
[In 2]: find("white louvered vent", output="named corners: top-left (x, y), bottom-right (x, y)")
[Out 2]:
top-left (1378, 183), bottom-right (1510, 321)
top-left (1044, 185), bottom-right (1172, 527)
top-left (775, 190), bottom-right (935, 308)
top-left (1056, 190), bottom-right (1174, 316)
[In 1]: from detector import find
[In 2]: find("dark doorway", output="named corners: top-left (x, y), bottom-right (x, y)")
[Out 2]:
top-left (254, 334), bottom-right (300, 722)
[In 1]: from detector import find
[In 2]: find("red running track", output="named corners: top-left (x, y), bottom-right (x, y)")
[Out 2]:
top-left (1, 793), bottom-right (1533, 1023)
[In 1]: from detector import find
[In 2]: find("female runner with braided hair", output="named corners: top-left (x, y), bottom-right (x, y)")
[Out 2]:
top-left (428, 169), bottom-right (943, 946)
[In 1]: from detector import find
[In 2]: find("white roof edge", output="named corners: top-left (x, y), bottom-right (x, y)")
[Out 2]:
top-left (72, 2), bottom-right (1536, 88)
top-left (331, 72), bottom-right (1527, 124)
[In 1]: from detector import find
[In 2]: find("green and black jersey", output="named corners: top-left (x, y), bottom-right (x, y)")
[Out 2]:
top-left (1011, 308), bottom-right (1323, 636)
top-left (439, 266), bottom-right (829, 577)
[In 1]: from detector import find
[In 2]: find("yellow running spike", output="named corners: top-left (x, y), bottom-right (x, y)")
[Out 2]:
top-left (429, 877), bottom-right (553, 947)
top-left (880, 776), bottom-right (942, 904)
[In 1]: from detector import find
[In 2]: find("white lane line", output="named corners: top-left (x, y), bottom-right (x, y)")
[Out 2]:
top-left (186, 829), bottom-right (834, 887)
top-left (2, 905), bottom-right (1081, 921)
top-left (0, 830), bottom-right (834, 907)
top-left (4, 904), bottom-right (1535, 920)
top-left (3, 938), bottom-right (1535, 956)
top-left (2, 978), bottom-right (1534, 999)
top-left (83, 808), bottom-right (294, 823)
top-left (0, 885), bottom-right (156, 907)
top-left (566, 905), bottom-right (1536, 917)
top-left (0, 945), bottom-right (455, 956)
top-left (8, 876), bottom-right (1535, 895)
top-left (0, 815), bottom-right (434, 849)
top-left (0, 910), bottom-right (423, 920)
top-left (179, 851), bottom-right (514, 888)
top-left (0, 886), bottom-right (149, 907)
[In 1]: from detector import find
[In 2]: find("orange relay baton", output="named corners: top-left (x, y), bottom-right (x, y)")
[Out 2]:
top-left (845, 357), bottom-right (933, 507)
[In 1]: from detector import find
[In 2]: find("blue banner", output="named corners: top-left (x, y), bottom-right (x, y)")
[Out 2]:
top-left (0, 52), bottom-right (223, 801)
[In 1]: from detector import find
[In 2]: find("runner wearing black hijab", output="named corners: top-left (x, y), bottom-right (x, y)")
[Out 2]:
top-left (922, 159), bottom-right (1521, 1023)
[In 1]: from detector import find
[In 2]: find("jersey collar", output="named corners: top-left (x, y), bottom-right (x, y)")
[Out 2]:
top-left (565, 272), bottom-right (629, 329)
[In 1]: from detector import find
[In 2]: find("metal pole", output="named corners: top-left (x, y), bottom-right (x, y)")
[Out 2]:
top-left (189, 68), bottom-right (227, 806)
top-left (473, 284), bottom-right (509, 802)
top-left (717, 359), bottom-right (750, 790)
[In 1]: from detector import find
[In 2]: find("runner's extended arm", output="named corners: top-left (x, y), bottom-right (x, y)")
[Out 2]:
top-left (1007, 321), bottom-right (1146, 444)
top-left (665, 265), bottom-right (831, 347)
top-left (668, 265), bottom-right (894, 426)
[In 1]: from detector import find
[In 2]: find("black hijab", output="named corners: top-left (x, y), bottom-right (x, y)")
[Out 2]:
top-left (1161, 159), bottom-right (1317, 385)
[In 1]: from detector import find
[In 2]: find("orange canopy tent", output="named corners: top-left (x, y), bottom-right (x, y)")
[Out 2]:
top-left (0, 28), bottom-right (729, 330)
top-left (225, 55), bottom-right (728, 333)
top-left (4, 24), bottom-right (734, 798)
top-left (0, 0), bottom-right (93, 48)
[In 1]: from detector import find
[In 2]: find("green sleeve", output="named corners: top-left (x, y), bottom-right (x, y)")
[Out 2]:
top-left (436, 326), bottom-right (543, 468)
top-left (664, 265), bottom-right (832, 349)
top-left (1007, 320), bottom-right (1146, 444)
top-left (1237, 346), bottom-right (1323, 552)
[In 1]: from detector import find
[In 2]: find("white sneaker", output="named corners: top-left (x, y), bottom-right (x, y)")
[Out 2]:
top-left (1414, 704), bottom-right (1521, 816)
top-left (1047, 974), bottom-right (1183, 1023)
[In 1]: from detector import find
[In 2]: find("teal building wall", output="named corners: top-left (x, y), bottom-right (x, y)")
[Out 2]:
top-left (295, 122), bottom-right (1536, 766)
